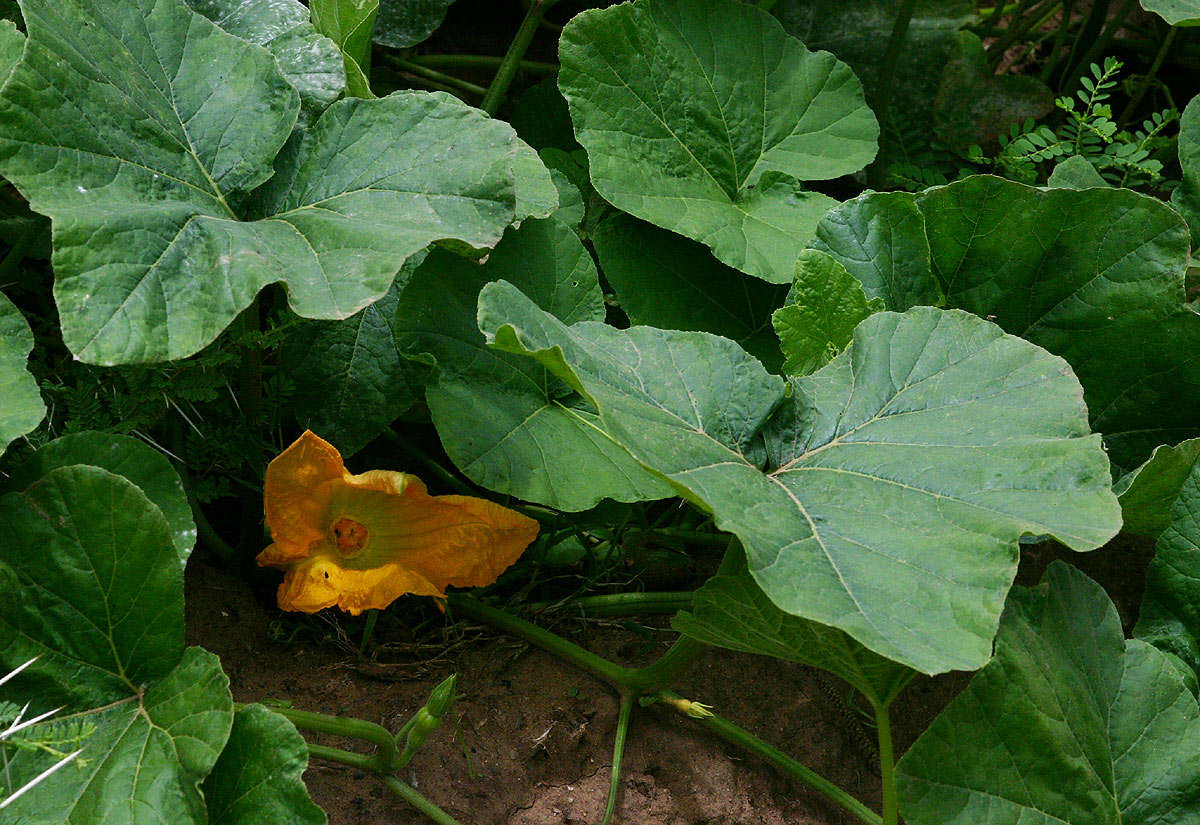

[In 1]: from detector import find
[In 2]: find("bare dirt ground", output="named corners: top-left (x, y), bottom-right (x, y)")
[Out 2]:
top-left (185, 533), bottom-right (1151, 825)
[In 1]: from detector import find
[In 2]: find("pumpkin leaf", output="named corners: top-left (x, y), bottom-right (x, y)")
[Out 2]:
top-left (479, 281), bottom-right (1119, 673)
top-left (558, 0), bottom-right (877, 283)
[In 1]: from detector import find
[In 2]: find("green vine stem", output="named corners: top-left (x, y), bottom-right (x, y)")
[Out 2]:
top-left (654, 691), bottom-right (883, 825)
top-left (382, 55), bottom-right (488, 96)
top-left (874, 701), bottom-right (897, 825)
top-left (305, 744), bottom-right (464, 825)
top-left (601, 693), bottom-right (634, 825)
top-left (409, 54), bottom-right (557, 75)
top-left (524, 591), bottom-right (694, 617)
top-left (1119, 25), bottom-right (1177, 124)
top-left (480, 0), bottom-right (562, 115)
top-left (867, 0), bottom-right (918, 187)
top-left (446, 595), bottom-right (703, 692)
top-left (263, 705), bottom-right (397, 773)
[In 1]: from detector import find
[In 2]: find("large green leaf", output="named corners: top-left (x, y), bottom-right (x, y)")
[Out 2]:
top-left (310, 0), bottom-right (378, 98)
top-left (1135, 458), bottom-right (1200, 682)
top-left (672, 544), bottom-right (914, 707)
top-left (372, 0), bottom-right (455, 48)
top-left (185, 0), bottom-right (346, 121)
top-left (5, 432), bottom-right (197, 564)
top-left (1174, 96), bottom-right (1200, 248)
top-left (592, 214), bottom-right (788, 371)
top-left (897, 562), bottom-right (1200, 825)
top-left (558, 0), bottom-right (877, 284)
top-left (0, 466), bottom-right (233, 824)
top-left (282, 257), bottom-right (426, 457)
top-left (1140, 0), bottom-right (1200, 25)
top-left (809, 191), bottom-right (942, 310)
top-left (771, 249), bottom-right (882, 376)
top-left (394, 219), bottom-right (672, 510)
top-left (916, 176), bottom-right (1194, 468)
top-left (203, 704), bottom-right (326, 825)
top-left (1114, 437), bottom-right (1200, 537)
top-left (0, 292), bottom-right (45, 454)
top-left (480, 282), bottom-right (1119, 673)
top-left (0, 0), bottom-right (522, 364)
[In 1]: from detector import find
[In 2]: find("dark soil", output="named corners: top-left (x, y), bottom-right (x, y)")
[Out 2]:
top-left (186, 533), bottom-right (1153, 825)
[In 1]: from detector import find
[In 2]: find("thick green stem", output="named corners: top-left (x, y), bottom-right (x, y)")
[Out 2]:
top-left (525, 591), bottom-right (694, 617)
top-left (383, 56), bottom-right (488, 95)
top-left (656, 691), bottom-right (882, 825)
top-left (1119, 25), bottom-right (1177, 124)
top-left (410, 54), bottom-right (557, 74)
top-left (447, 595), bottom-right (632, 684)
top-left (867, 0), bottom-right (918, 187)
top-left (448, 596), bottom-right (704, 692)
top-left (267, 706), bottom-right (396, 773)
top-left (480, 0), bottom-right (561, 115)
top-left (601, 693), bottom-right (634, 825)
top-left (874, 702), bottom-right (897, 825)
top-left (189, 495), bottom-right (235, 561)
top-left (381, 776), bottom-right (465, 825)
top-left (306, 744), bottom-right (464, 825)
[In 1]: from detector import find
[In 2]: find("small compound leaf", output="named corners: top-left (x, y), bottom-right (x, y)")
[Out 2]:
top-left (203, 704), bottom-right (326, 825)
top-left (1048, 155), bottom-right (1111, 189)
top-left (0, 291), bottom-right (45, 453)
top-left (185, 0), bottom-right (346, 122)
top-left (480, 282), bottom-right (1119, 673)
top-left (593, 214), bottom-right (788, 371)
top-left (372, 0), bottom-right (455, 48)
top-left (1114, 437), bottom-right (1200, 537)
top-left (672, 544), bottom-right (914, 707)
top-left (772, 249), bottom-right (882, 376)
top-left (897, 563), bottom-right (1200, 825)
top-left (5, 432), bottom-right (197, 564)
top-left (1135, 458), bottom-right (1200, 682)
top-left (1140, 0), bottom-right (1200, 25)
top-left (558, 0), bottom-right (877, 283)
top-left (283, 257), bottom-right (426, 457)
top-left (809, 191), bottom-right (942, 310)
top-left (0, 0), bottom-right (521, 364)
top-left (395, 219), bottom-right (672, 510)
top-left (917, 175), bottom-right (1194, 469)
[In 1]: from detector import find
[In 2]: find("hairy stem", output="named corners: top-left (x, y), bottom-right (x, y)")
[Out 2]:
top-left (481, 0), bottom-right (561, 115)
top-left (601, 693), bottom-right (634, 825)
top-left (655, 691), bottom-right (883, 825)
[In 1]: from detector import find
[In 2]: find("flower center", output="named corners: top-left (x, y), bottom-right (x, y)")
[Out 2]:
top-left (330, 517), bottom-right (369, 557)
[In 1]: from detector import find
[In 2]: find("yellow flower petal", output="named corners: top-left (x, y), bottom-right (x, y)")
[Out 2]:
top-left (257, 431), bottom-right (539, 614)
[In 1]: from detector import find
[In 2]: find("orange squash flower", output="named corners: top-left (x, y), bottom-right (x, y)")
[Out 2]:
top-left (257, 431), bottom-right (539, 614)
